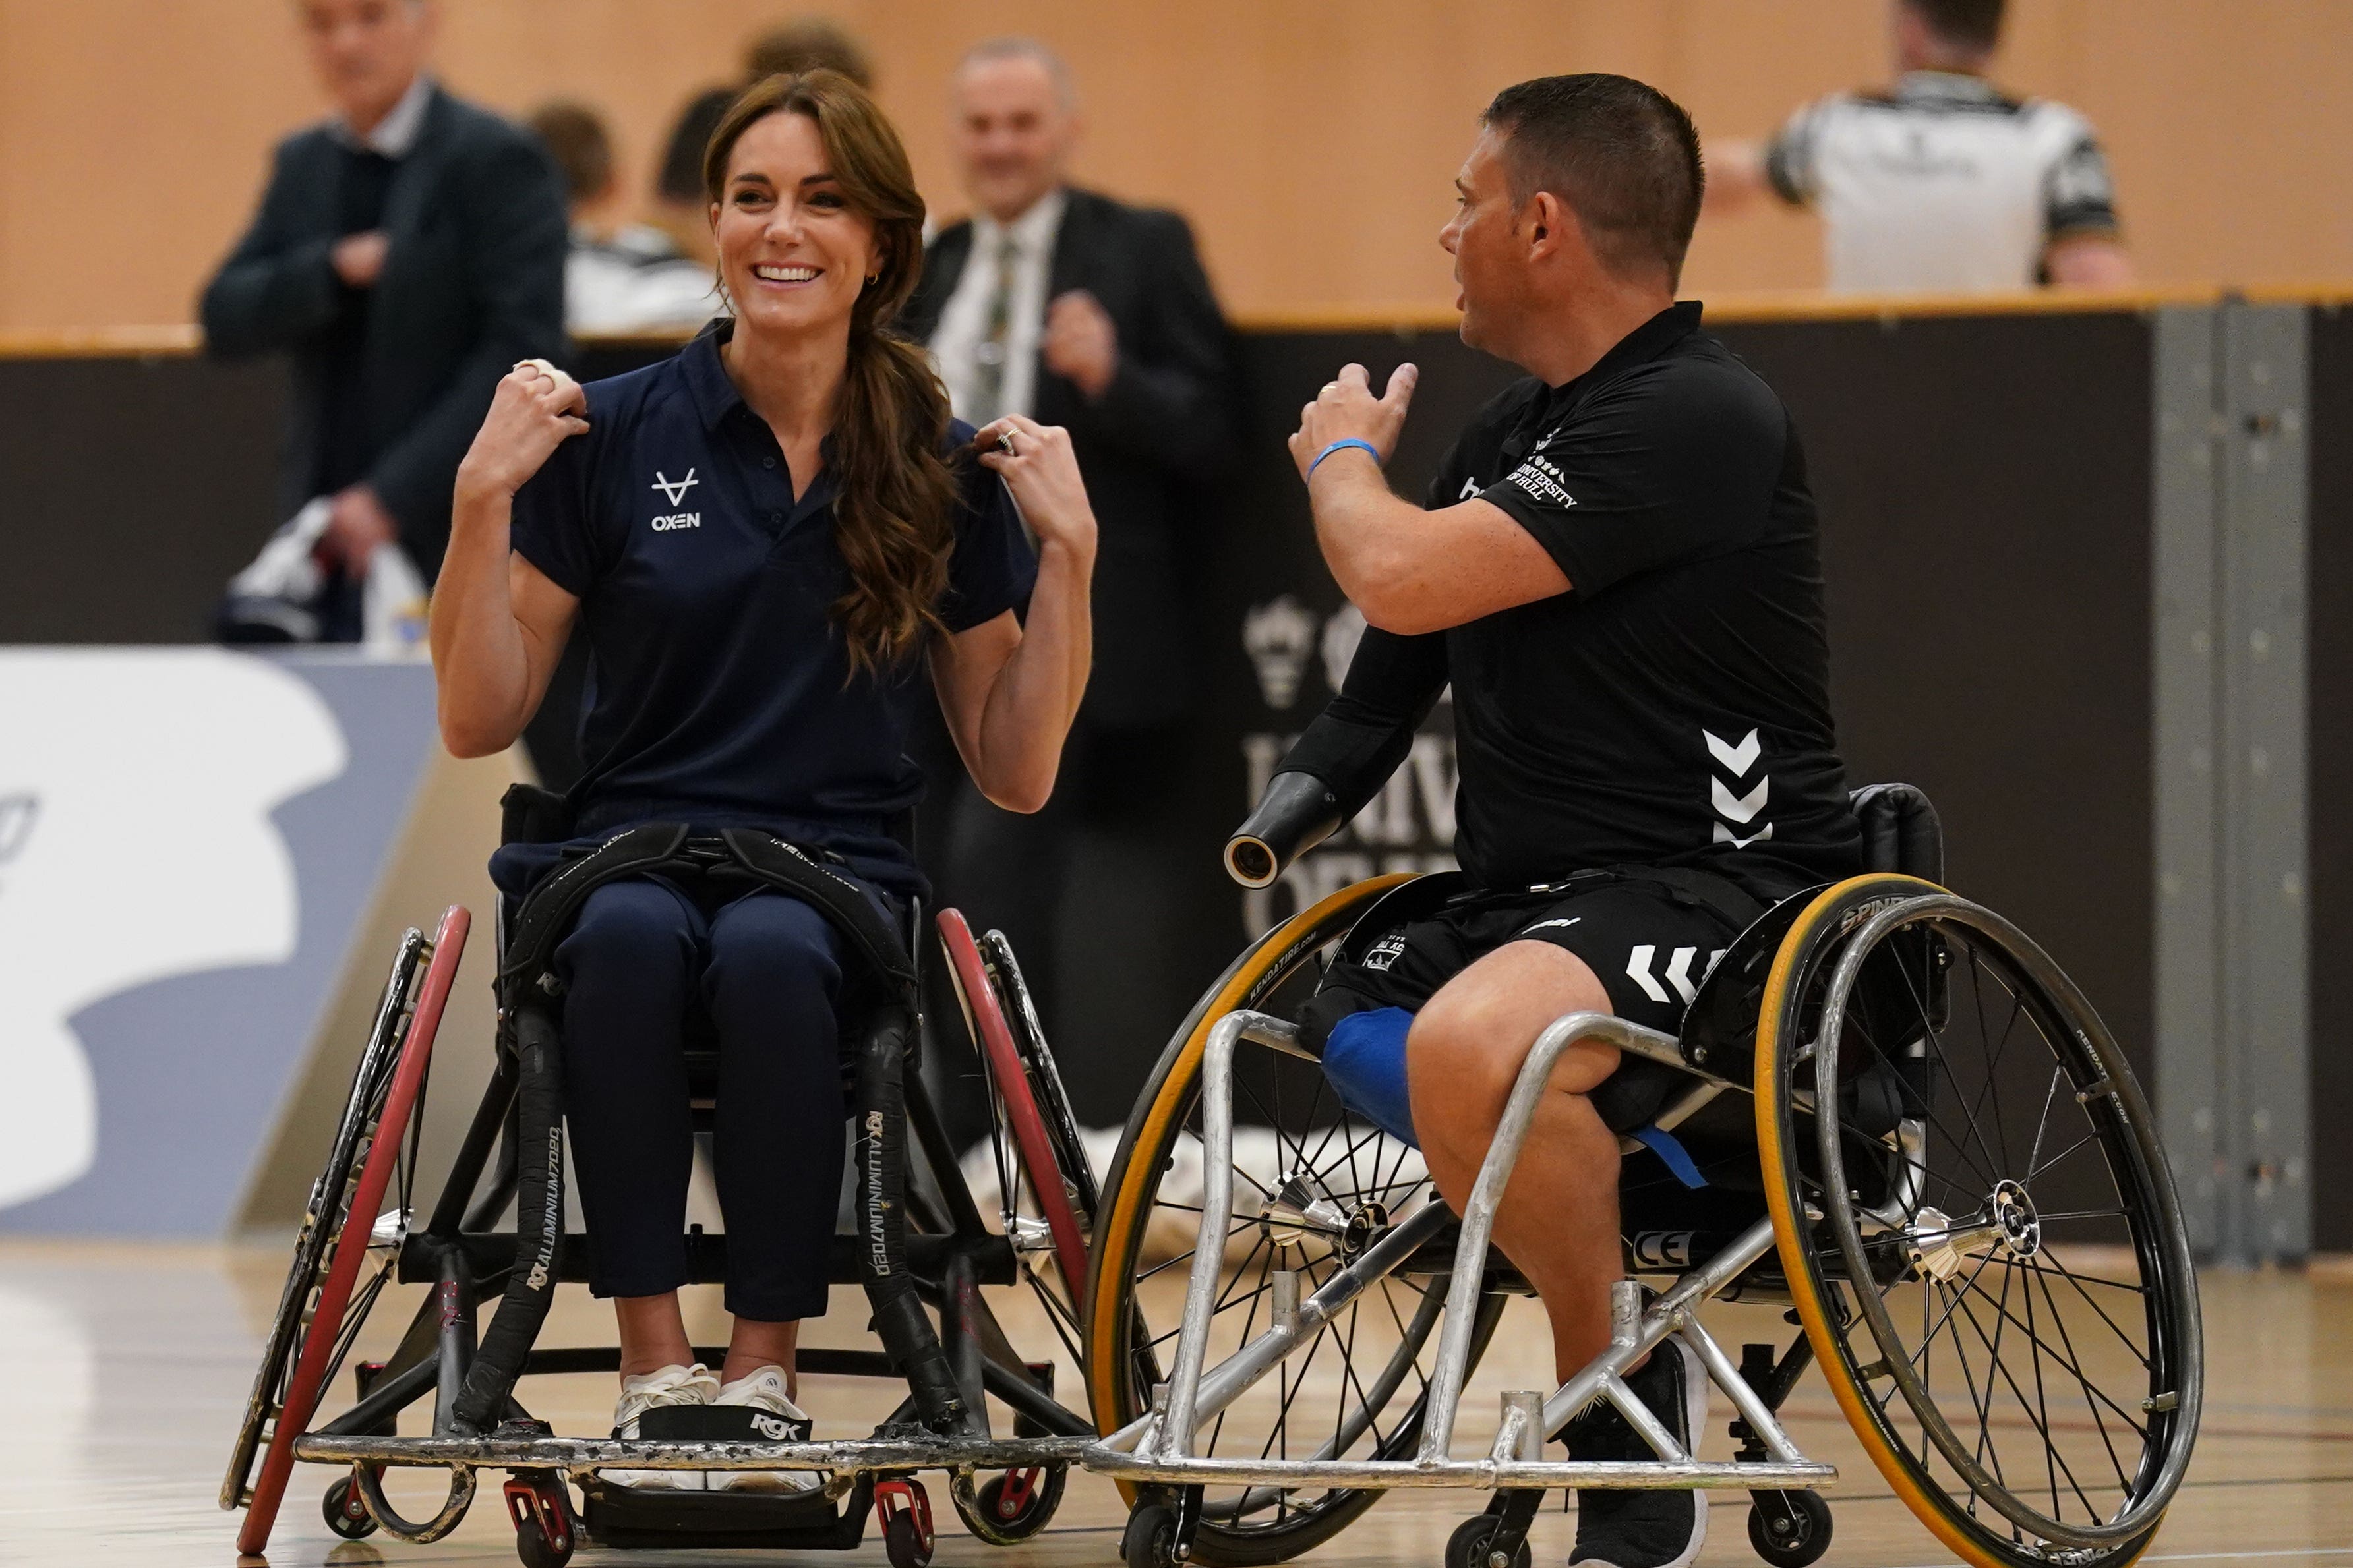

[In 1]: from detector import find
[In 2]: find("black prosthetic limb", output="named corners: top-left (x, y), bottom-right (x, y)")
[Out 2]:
top-left (1224, 770), bottom-right (1346, 888)
top-left (450, 1001), bottom-right (565, 1435)
top-left (853, 1001), bottom-right (968, 1435)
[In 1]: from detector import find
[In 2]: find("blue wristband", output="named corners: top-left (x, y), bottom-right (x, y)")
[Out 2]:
top-left (1309, 438), bottom-right (1381, 479)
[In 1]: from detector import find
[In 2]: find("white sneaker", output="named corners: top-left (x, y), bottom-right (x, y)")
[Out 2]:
top-left (607, 1362), bottom-right (719, 1490)
top-left (707, 1365), bottom-right (822, 1494)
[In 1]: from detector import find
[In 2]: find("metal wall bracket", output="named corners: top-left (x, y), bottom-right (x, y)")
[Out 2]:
top-left (2153, 299), bottom-right (2310, 1265)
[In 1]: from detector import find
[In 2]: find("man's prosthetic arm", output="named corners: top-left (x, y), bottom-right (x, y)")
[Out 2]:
top-left (1225, 625), bottom-right (1446, 886)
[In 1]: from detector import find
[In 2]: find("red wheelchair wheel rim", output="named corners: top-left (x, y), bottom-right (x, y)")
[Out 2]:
top-left (936, 908), bottom-right (1090, 1296)
top-left (236, 905), bottom-right (470, 1555)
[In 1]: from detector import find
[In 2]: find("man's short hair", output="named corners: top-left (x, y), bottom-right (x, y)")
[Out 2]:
top-left (657, 86), bottom-right (737, 205)
top-left (1905, 0), bottom-right (2006, 51)
top-left (1482, 74), bottom-right (1705, 289)
top-left (957, 36), bottom-right (1077, 110)
top-left (744, 17), bottom-right (875, 89)
top-left (525, 101), bottom-right (614, 206)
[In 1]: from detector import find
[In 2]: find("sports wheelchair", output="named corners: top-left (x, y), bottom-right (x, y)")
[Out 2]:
top-left (223, 787), bottom-right (1102, 1565)
top-left (1080, 782), bottom-right (2203, 1568)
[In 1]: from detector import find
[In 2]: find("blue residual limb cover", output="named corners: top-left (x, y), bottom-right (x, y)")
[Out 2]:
top-left (1321, 1006), bottom-right (1419, 1147)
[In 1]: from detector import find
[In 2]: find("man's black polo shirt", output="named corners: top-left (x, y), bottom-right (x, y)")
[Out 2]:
top-left (1290, 301), bottom-right (1860, 895)
top-left (510, 322), bottom-right (1035, 856)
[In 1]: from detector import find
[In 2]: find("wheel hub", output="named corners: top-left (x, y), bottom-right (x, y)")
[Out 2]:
top-left (1340, 1199), bottom-right (1390, 1261)
top-left (1257, 1172), bottom-right (1349, 1248)
top-left (1990, 1179), bottom-right (2040, 1258)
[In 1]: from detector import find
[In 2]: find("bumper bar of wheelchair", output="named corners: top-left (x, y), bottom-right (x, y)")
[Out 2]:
top-left (1081, 1008), bottom-right (1835, 1494)
top-left (293, 1431), bottom-right (1094, 1480)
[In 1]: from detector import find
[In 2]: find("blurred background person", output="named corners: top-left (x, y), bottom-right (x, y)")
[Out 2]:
top-left (199, 0), bottom-right (566, 600)
top-left (1704, 0), bottom-right (2131, 291)
top-left (528, 100), bottom-right (717, 334)
top-left (902, 37), bottom-right (1239, 1093)
top-left (647, 88), bottom-right (734, 276)
top-left (743, 15), bottom-right (875, 89)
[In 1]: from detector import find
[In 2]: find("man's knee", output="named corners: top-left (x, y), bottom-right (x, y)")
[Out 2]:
top-left (1406, 942), bottom-right (1619, 1141)
top-left (558, 879), bottom-right (697, 985)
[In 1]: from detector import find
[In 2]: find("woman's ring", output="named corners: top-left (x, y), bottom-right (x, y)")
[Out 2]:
top-left (997, 430), bottom-right (1019, 456)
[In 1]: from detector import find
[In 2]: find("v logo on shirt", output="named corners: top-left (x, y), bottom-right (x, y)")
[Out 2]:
top-left (651, 469), bottom-right (699, 507)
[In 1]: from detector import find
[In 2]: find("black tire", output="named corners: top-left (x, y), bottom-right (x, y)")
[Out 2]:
top-left (1086, 875), bottom-right (1483, 1566)
top-left (515, 1517), bottom-right (573, 1568)
top-left (1123, 1502), bottom-right (1179, 1568)
top-left (1756, 877), bottom-right (2201, 1568)
top-left (1746, 1491), bottom-right (1833, 1568)
top-left (321, 1473), bottom-right (378, 1540)
top-left (1446, 1513), bottom-right (1534, 1568)
top-left (221, 929), bottom-right (429, 1511)
top-left (885, 1507), bottom-right (935, 1568)
top-left (957, 1466), bottom-right (1067, 1544)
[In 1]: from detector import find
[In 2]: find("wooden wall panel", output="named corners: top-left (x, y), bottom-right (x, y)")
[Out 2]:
top-left (0, 0), bottom-right (2344, 330)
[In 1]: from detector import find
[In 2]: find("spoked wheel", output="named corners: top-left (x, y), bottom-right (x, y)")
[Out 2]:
top-left (939, 909), bottom-right (1099, 1362)
top-left (1756, 876), bottom-right (2201, 1568)
top-left (1087, 875), bottom-right (1500, 1566)
top-left (223, 906), bottom-right (472, 1556)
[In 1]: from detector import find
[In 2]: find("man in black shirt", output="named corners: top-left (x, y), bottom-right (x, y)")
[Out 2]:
top-left (1270, 74), bottom-right (1858, 1568)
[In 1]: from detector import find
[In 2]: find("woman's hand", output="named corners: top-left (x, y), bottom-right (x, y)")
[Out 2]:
top-left (456, 359), bottom-right (589, 501)
top-left (974, 415), bottom-right (1098, 557)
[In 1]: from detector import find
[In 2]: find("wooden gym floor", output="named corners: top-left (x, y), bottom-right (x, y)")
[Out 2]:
top-left (0, 1238), bottom-right (2340, 1567)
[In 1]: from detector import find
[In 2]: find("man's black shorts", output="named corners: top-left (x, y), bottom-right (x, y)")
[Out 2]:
top-left (1298, 867), bottom-right (1801, 1129)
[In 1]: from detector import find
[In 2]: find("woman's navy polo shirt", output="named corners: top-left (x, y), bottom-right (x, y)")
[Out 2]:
top-left (508, 321), bottom-right (1036, 881)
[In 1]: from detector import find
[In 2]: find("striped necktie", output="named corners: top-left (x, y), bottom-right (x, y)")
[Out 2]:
top-left (967, 231), bottom-right (1017, 424)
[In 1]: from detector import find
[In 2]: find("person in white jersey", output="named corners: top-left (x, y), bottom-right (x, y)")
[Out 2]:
top-left (1704, 0), bottom-right (2131, 292)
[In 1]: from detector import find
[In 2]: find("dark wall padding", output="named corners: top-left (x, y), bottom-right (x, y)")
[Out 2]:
top-left (0, 314), bottom-right (2157, 1124)
top-left (2306, 306), bottom-right (2353, 1249)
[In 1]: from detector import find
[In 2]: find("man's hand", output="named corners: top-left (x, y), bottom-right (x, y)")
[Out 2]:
top-left (1042, 290), bottom-right (1119, 398)
top-left (332, 231), bottom-right (390, 288)
top-left (456, 359), bottom-right (591, 503)
top-left (320, 485), bottom-right (398, 573)
top-left (1288, 362), bottom-right (1419, 482)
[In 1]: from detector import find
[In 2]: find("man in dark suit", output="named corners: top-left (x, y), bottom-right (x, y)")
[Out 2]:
top-left (901, 37), bottom-right (1239, 1095)
top-left (201, 0), bottom-right (566, 593)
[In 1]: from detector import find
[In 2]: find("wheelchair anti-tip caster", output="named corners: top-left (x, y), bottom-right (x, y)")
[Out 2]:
top-left (321, 1468), bottom-right (378, 1539)
top-left (876, 1476), bottom-right (937, 1568)
top-left (504, 1471), bottom-right (577, 1568)
top-left (1121, 1501), bottom-right (1179, 1568)
top-left (952, 1463), bottom-right (1067, 1544)
top-left (1446, 1512), bottom-right (1535, 1568)
top-left (1746, 1489), bottom-right (1833, 1568)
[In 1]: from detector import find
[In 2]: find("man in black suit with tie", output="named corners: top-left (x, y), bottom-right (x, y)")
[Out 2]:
top-left (201, 0), bottom-right (566, 596)
top-left (902, 37), bottom-right (1239, 1089)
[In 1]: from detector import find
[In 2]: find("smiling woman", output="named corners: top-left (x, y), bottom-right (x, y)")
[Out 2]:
top-left (421, 67), bottom-right (1100, 1474)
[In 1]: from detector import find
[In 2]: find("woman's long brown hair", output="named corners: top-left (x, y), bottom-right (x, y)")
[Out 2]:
top-left (703, 71), bottom-right (958, 677)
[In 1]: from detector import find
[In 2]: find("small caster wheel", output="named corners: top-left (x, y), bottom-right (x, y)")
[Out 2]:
top-left (1446, 1513), bottom-right (1534, 1568)
top-left (886, 1509), bottom-right (935, 1568)
top-left (878, 1477), bottom-right (937, 1568)
top-left (322, 1472), bottom-right (378, 1540)
top-left (956, 1464), bottom-right (1068, 1544)
top-left (1747, 1489), bottom-right (1833, 1568)
top-left (1122, 1501), bottom-right (1179, 1568)
top-left (504, 1474), bottom-right (576, 1568)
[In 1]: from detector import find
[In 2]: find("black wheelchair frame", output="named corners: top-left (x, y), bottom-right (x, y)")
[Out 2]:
top-left (224, 790), bottom-right (1098, 1566)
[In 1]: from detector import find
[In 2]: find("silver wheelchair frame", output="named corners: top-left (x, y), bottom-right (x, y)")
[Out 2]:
top-left (1085, 1008), bottom-right (1839, 1501)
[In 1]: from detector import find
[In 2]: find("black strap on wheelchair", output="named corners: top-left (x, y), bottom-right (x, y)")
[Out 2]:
top-left (497, 822), bottom-right (693, 995)
top-left (458, 821), bottom-right (965, 1436)
top-left (452, 999), bottom-right (566, 1434)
